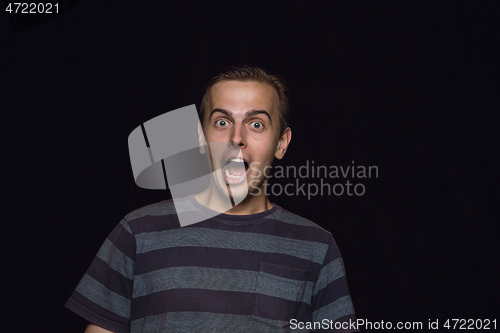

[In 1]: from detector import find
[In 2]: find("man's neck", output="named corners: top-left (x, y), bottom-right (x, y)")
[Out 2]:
top-left (194, 185), bottom-right (273, 216)
top-left (225, 195), bottom-right (273, 215)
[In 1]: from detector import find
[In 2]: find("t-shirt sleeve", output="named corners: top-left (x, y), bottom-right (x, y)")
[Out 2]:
top-left (65, 219), bottom-right (136, 333)
top-left (310, 236), bottom-right (359, 333)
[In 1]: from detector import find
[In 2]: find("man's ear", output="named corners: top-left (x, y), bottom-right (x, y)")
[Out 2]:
top-left (198, 122), bottom-right (206, 154)
top-left (275, 127), bottom-right (292, 160)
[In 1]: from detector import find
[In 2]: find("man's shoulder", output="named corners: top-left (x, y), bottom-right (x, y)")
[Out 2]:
top-left (123, 197), bottom-right (199, 222)
top-left (269, 205), bottom-right (332, 238)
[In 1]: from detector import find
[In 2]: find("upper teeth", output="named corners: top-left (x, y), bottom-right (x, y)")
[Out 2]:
top-left (229, 158), bottom-right (244, 163)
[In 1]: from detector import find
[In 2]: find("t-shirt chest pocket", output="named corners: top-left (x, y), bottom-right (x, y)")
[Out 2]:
top-left (251, 262), bottom-right (308, 329)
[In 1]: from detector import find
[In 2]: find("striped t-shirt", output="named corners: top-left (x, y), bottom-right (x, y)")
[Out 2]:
top-left (65, 196), bottom-right (358, 332)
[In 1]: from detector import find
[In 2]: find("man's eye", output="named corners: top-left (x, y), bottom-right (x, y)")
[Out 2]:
top-left (215, 119), bottom-right (229, 127)
top-left (251, 121), bottom-right (264, 129)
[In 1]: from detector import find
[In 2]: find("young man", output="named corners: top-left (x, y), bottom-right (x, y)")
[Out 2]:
top-left (66, 65), bottom-right (359, 332)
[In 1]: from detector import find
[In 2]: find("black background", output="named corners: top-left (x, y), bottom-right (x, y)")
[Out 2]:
top-left (2, 1), bottom-right (499, 332)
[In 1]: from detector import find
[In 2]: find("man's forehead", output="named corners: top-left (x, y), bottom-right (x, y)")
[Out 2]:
top-left (208, 80), bottom-right (279, 116)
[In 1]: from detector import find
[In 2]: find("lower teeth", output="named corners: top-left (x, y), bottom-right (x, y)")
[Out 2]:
top-left (225, 169), bottom-right (245, 179)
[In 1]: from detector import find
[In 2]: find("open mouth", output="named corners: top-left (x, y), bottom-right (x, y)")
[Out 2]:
top-left (223, 158), bottom-right (249, 184)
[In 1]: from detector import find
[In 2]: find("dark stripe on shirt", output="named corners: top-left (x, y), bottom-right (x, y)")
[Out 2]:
top-left (67, 290), bottom-right (130, 329)
top-left (134, 246), bottom-right (322, 282)
top-left (131, 289), bottom-right (255, 320)
top-left (127, 214), bottom-right (180, 234)
top-left (322, 239), bottom-right (342, 266)
top-left (128, 213), bottom-right (332, 245)
top-left (311, 276), bottom-right (351, 310)
top-left (107, 221), bottom-right (136, 260)
top-left (191, 219), bottom-right (333, 244)
top-left (253, 293), bottom-right (304, 321)
top-left (310, 313), bottom-right (359, 333)
top-left (86, 256), bottom-right (133, 299)
top-left (132, 288), bottom-right (309, 323)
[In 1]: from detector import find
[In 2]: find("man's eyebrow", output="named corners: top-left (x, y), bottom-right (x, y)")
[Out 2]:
top-left (209, 108), bottom-right (272, 122)
top-left (245, 109), bottom-right (271, 122)
top-left (209, 108), bottom-right (232, 119)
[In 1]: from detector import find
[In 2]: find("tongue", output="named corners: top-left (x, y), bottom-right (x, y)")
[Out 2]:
top-left (226, 161), bottom-right (246, 176)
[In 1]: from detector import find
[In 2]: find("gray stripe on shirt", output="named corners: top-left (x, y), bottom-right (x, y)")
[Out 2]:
top-left (136, 228), bottom-right (328, 264)
top-left (119, 219), bottom-right (133, 234)
top-left (75, 274), bottom-right (131, 318)
top-left (133, 266), bottom-right (314, 304)
top-left (312, 295), bottom-right (355, 323)
top-left (312, 258), bottom-right (345, 296)
top-left (96, 239), bottom-right (135, 279)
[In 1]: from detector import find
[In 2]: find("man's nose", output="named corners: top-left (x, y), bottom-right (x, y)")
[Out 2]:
top-left (229, 123), bottom-right (246, 148)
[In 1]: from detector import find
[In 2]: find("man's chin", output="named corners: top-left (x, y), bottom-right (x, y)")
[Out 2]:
top-left (226, 184), bottom-right (249, 204)
top-left (210, 174), bottom-right (264, 205)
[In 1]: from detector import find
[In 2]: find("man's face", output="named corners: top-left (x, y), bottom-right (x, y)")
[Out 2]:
top-left (201, 80), bottom-right (288, 204)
